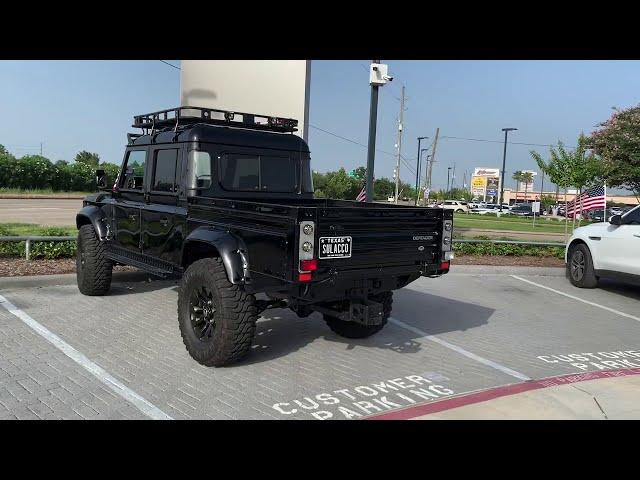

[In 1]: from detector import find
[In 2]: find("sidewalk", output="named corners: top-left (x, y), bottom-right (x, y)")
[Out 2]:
top-left (369, 368), bottom-right (640, 420)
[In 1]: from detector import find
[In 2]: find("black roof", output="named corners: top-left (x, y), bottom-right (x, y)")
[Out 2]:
top-left (129, 123), bottom-right (310, 153)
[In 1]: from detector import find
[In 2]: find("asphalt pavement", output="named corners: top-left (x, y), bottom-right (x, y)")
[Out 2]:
top-left (1, 265), bottom-right (639, 420)
top-left (0, 199), bottom-right (82, 226)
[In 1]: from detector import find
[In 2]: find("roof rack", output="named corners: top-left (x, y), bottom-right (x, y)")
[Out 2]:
top-left (132, 106), bottom-right (298, 134)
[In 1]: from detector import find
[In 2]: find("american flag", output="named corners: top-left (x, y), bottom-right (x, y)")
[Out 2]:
top-left (356, 185), bottom-right (366, 202)
top-left (566, 185), bottom-right (606, 218)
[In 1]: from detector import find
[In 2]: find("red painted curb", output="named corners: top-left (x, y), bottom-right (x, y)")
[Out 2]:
top-left (367, 367), bottom-right (640, 420)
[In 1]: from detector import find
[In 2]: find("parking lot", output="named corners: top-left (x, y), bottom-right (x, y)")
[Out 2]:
top-left (1, 265), bottom-right (639, 420)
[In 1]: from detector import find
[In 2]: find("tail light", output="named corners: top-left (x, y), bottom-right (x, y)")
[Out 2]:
top-left (298, 221), bottom-right (316, 282)
top-left (300, 259), bottom-right (318, 272)
top-left (440, 217), bottom-right (453, 269)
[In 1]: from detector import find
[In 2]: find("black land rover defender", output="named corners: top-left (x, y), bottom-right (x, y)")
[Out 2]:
top-left (76, 107), bottom-right (453, 366)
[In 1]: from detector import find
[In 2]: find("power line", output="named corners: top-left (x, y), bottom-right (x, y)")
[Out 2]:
top-left (440, 135), bottom-right (575, 149)
top-left (309, 124), bottom-right (396, 158)
top-left (159, 60), bottom-right (180, 70)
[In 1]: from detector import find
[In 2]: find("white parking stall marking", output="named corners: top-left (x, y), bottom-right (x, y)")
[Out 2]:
top-left (0, 294), bottom-right (173, 420)
top-left (388, 317), bottom-right (531, 381)
top-left (511, 275), bottom-right (640, 323)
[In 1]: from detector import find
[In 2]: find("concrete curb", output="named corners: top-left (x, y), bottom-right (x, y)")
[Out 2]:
top-left (448, 265), bottom-right (565, 276)
top-left (0, 271), bottom-right (158, 289)
top-left (0, 264), bottom-right (566, 289)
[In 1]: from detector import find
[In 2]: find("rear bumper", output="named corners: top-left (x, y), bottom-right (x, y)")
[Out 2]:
top-left (286, 263), bottom-right (447, 304)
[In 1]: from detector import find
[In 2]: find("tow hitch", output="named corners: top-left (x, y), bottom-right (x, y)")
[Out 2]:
top-left (311, 299), bottom-right (384, 326)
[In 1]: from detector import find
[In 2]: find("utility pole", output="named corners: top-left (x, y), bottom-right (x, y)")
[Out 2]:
top-left (40, 142), bottom-right (43, 156)
top-left (394, 85), bottom-right (406, 205)
top-left (446, 167), bottom-right (452, 196)
top-left (414, 136), bottom-right (428, 205)
top-left (451, 163), bottom-right (456, 192)
top-left (426, 127), bottom-right (440, 198)
top-left (365, 59), bottom-right (380, 203)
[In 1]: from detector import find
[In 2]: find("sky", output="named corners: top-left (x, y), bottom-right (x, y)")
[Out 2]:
top-left (1, 60), bottom-right (639, 193)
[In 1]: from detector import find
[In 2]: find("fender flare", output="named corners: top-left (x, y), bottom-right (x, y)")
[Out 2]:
top-left (182, 227), bottom-right (251, 285)
top-left (76, 205), bottom-right (110, 241)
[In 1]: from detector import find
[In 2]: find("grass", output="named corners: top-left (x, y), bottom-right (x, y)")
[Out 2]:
top-left (0, 188), bottom-right (92, 197)
top-left (0, 223), bottom-right (76, 236)
top-left (453, 213), bottom-right (588, 233)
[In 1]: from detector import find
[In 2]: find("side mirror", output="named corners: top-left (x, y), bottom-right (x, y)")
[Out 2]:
top-left (95, 169), bottom-right (109, 191)
top-left (610, 214), bottom-right (622, 226)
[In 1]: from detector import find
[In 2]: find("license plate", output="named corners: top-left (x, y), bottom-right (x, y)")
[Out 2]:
top-left (319, 236), bottom-right (352, 259)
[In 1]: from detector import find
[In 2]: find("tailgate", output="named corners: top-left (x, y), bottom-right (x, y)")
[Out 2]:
top-left (315, 206), bottom-right (445, 271)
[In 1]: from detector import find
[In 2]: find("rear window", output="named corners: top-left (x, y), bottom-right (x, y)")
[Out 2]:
top-left (219, 153), bottom-right (299, 192)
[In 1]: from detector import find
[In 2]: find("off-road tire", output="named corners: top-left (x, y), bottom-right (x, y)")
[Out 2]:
top-left (324, 291), bottom-right (393, 339)
top-left (76, 224), bottom-right (113, 296)
top-left (567, 243), bottom-right (599, 288)
top-left (177, 257), bottom-right (258, 367)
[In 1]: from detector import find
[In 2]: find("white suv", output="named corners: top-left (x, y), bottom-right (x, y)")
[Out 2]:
top-left (440, 200), bottom-right (469, 213)
top-left (566, 204), bottom-right (640, 288)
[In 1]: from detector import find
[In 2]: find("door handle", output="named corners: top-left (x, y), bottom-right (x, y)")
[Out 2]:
top-left (634, 234), bottom-right (640, 238)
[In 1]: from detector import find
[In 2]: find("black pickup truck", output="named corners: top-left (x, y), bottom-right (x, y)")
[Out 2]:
top-left (76, 107), bottom-right (453, 366)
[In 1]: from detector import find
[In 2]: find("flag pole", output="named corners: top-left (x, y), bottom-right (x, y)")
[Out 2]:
top-left (604, 183), bottom-right (607, 221)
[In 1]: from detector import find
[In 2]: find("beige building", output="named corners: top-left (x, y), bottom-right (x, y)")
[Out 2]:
top-left (503, 189), bottom-right (639, 206)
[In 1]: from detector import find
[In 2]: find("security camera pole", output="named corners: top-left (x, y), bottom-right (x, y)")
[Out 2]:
top-left (365, 60), bottom-right (392, 202)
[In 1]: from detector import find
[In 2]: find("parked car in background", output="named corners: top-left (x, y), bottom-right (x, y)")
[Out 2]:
top-left (566, 204), bottom-right (640, 288)
top-left (588, 209), bottom-right (606, 222)
top-left (440, 200), bottom-right (469, 213)
top-left (387, 196), bottom-right (395, 202)
top-left (510, 204), bottom-right (534, 216)
top-left (609, 206), bottom-right (624, 216)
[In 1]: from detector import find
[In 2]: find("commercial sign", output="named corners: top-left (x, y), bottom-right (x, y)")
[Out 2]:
top-left (471, 176), bottom-right (487, 196)
top-left (181, 60), bottom-right (311, 142)
top-left (474, 168), bottom-right (500, 177)
top-left (486, 176), bottom-right (499, 196)
top-left (472, 168), bottom-right (500, 200)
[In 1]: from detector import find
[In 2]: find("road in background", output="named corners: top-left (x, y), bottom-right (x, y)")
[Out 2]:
top-left (0, 199), bottom-right (82, 226)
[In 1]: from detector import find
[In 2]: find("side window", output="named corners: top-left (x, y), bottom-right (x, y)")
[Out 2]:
top-left (119, 150), bottom-right (147, 190)
top-left (152, 149), bottom-right (179, 193)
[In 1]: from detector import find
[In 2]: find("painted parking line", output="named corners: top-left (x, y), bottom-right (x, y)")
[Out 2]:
top-left (511, 275), bottom-right (640, 323)
top-left (0, 294), bottom-right (173, 420)
top-left (367, 367), bottom-right (640, 420)
top-left (388, 317), bottom-right (531, 381)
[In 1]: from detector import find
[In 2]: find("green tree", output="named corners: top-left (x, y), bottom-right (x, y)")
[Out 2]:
top-left (373, 177), bottom-right (394, 200)
top-left (100, 162), bottom-right (121, 188)
top-left (13, 155), bottom-right (57, 189)
top-left (74, 150), bottom-right (101, 167)
top-left (531, 134), bottom-right (601, 233)
top-left (589, 105), bottom-right (640, 198)
top-left (324, 168), bottom-right (354, 199)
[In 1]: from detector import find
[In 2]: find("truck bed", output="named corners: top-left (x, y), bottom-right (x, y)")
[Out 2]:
top-left (186, 196), bottom-right (449, 289)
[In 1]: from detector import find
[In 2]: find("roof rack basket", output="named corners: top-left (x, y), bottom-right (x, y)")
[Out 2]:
top-left (132, 106), bottom-right (298, 134)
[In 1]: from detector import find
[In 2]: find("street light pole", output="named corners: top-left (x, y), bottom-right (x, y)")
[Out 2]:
top-left (414, 136), bottom-right (428, 205)
top-left (499, 127), bottom-right (518, 212)
top-left (447, 167), bottom-right (452, 197)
